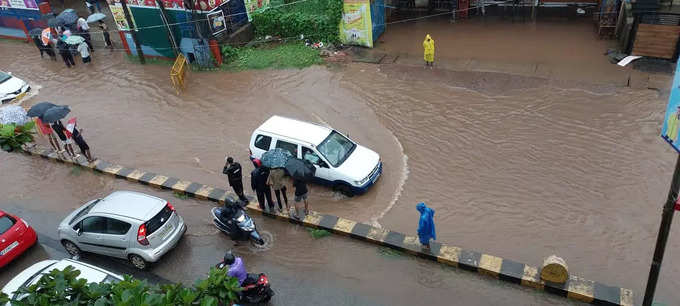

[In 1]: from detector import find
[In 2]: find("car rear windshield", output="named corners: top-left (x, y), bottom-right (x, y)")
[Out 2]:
top-left (145, 204), bottom-right (172, 235)
top-left (69, 199), bottom-right (100, 225)
top-left (0, 215), bottom-right (16, 234)
top-left (0, 72), bottom-right (11, 84)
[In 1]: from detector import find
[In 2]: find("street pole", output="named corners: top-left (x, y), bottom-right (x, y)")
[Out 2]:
top-left (120, 0), bottom-right (145, 64)
top-left (642, 154), bottom-right (680, 306)
top-left (155, 0), bottom-right (179, 57)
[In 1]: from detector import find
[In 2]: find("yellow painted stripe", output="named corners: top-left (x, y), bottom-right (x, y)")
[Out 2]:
top-left (365, 227), bottom-right (389, 244)
top-left (171, 180), bottom-right (193, 192)
top-left (479, 254), bottom-right (503, 278)
top-left (303, 213), bottom-right (323, 227)
top-left (194, 185), bottom-right (214, 200)
top-left (566, 275), bottom-right (594, 303)
top-left (102, 165), bottom-right (123, 176)
top-left (437, 245), bottom-right (461, 267)
top-left (333, 218), bottom-right (356, 236)
top-left (126, 169), bottom-right (146, 182)
top-left (520, 265), bottom-right (544, 290)
top-left (620, 288), bottom-right (634, 306)
top-left (147, 175), bottom-right (170, 188)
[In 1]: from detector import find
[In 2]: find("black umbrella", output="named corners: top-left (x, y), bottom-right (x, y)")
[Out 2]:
top-left (261, 148), bottom-right (292, 168)
top-left (27, 102), bottom-right (58, 118)
top-left (56, 9), bottom-right (78, 26)
top-left (41, 106), bottom-right (70, 123)
top-left (284, 158), bottom-right (316, 182)
top-left (47, 17), bottom-right (65, 28)
top-left (29, 28), bottom-right (43, 37)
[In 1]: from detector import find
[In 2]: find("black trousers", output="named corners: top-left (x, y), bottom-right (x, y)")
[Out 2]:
top-left (255, 186), bottom-right (274, 210)
top-left (274, 186), bottom-right (288, 209)
top-left (230, 180), bottom-right (248, 202)
top-left (81, 32), bottom-right (94, 51)
top-left (60, 52), bottom-right (75, 67)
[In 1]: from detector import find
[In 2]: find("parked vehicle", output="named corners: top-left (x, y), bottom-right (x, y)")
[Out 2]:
top-left (215, 259), bottom-right (274, 304)
top-left (0, 210), bottom-right (37, 268)
top-left (211, 198), bottom-right (265, 247)
top-left (0, 71), bottom-right (30, 104)
top-left (57, 191), bottom-right (186, 270)
top-left (249, 116), bottom-right (382, 196)
top-left (2, 258), bottom-right (122, 303)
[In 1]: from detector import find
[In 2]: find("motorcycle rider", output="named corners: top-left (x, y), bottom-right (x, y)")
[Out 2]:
top-left (223, 251), bottom-right (253, 287)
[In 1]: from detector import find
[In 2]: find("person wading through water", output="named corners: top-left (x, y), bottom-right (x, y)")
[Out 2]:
top-left (224, 156), bottom-right (249, 203)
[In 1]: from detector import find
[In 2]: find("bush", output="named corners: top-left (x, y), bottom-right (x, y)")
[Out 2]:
top-left (0, 265), bottom-right (241, 306)
top-left (251, 0), bottom-right (343, 43)
top-left (221, 46), bottom-right (240, 64)
top-left (225, 43), bottom-right (322, 71)
top-left (0, 121), bottom-right (35, 152)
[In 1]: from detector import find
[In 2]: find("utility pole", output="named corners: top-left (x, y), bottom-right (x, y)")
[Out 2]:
top-left (120, 0), bottom-right (145, 64)
top-left (642, 155), bottom-right (680, 306)
top-left (155, 0), bottom-right (179, 57)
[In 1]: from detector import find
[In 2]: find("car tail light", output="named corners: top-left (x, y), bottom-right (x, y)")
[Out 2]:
top-left (167, 202), bottom-right (175, 211)
top-left (137, 224), bottom-right (149, 246)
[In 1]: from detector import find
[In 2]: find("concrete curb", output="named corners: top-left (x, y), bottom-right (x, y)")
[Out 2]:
top-left (21, 146), bottom-right (633, 306)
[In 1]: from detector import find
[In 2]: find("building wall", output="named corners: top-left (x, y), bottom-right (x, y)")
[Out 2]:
top-left (0, 0), bottom-right (47, 40)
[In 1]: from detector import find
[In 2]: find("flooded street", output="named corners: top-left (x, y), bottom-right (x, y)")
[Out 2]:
top-left (0, 19), bottom-right (678, 303)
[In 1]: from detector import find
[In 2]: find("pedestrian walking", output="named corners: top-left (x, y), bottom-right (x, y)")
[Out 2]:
top-left (250, 159), bottom-right (275, 212)
top-left (267, 168), bottom-right (289, 211)
top-left (66, 118), bottom-right (95, 163)
top-left (423, 34), bottom-right (435, 68)
top-left (36, 118), bottom-right (61, 152)
top-left (77, 41), bottom-right (91, 64)
top-left (77, 16), bottom-right (94, 52)
top-left (223, 156), bottom-right (248, 203)
top-left (98, 21), bottom-right (113, 50)
top-left (416, 202), bottom-right (436, 250)
top-left (51, 120), bottom-right (75, 158)
top-left (32, 36), bottom-right (45, 58)
top-left (57, 39), bottom-right (75, 68)
top-left (293, 179), bottom-right (309, 219)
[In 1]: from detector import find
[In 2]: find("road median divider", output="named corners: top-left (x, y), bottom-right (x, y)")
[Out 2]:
top-left (20, 145), bottom-right (633, 306)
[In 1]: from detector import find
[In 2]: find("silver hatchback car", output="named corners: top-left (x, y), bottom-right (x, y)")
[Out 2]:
top-left (58, 191), bottom-right (186, 270)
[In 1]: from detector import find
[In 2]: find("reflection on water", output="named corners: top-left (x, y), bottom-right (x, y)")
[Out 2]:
top-left (0, 35), bottom-right (676, 304)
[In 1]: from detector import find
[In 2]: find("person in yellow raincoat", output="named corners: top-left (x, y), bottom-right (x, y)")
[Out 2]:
top-left (665, 106), bottom-right (680, 143)
top-left (423, 34), bottom-right (435, 68)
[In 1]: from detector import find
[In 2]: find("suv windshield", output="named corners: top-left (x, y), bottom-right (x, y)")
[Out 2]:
top-left (317, 131), bottom-right (356, 167)
top-left (0, 72), bottom-right (11, 84)
top-left (69, 199), bottom-right (100, 225)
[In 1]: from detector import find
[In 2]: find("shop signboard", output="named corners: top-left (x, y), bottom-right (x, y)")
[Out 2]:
top-left (243, 0), bottom-right (269, 21)
top-left (339, 0), bottom-right (373, 48)
top-left (661, 60), bottom-right (680, 153)
top-left (0, 0), bottom-right (38, 9)
top-left (207, 7), bottom-right (226, 35)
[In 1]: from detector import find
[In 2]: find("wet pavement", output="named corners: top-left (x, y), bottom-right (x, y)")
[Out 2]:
top-left (0, 153), bottom-right (583, 305)
top-left (1, 17), bottom-right (679, 304)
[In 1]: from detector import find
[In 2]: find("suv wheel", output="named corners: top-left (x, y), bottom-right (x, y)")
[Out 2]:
top-left (335, 184), bottom-right (355, 197)
top-left (129, 254), bottom-right (148, 270)
top-left (62, 240), bottom-right (81, 257)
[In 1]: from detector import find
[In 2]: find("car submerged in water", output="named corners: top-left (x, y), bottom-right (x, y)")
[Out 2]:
top-left (0, 71), bottom-right (30, 104)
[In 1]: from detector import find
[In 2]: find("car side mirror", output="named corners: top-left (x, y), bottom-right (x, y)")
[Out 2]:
top-left (319, 161), bottom-right (329, 168)
top-left (76, 228), bottom-right (82, 236)
top-left (7, 72), bottom-right (11, 75)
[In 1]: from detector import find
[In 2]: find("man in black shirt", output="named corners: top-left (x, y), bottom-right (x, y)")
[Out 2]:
top-left (250, 159), bottom-right (275, 211)
top-left (223, 157), bottom-right (248, 203)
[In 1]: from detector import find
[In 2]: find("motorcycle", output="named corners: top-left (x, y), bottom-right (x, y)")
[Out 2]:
top-left (216, 261), bottom-right (275, 304)
top-left (211, 200), bottom-right (265, 246)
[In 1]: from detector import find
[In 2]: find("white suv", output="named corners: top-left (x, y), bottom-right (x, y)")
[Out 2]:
top-left (250, 116), bottom-right (382, 196)
top-left (57, 191), bottom-right (186, 270)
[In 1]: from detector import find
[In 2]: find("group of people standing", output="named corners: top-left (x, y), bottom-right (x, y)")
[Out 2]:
top-left (37, 117), bottom-right (95, 163)
top-left (32, 15), bottom-right (114, 68)
top-left (224, 157), bottom-right (310, 219)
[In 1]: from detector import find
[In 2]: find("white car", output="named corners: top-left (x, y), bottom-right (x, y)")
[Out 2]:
top-left (0, 71), bottom-right (30, 105)
top-left (249, 116), bottom-right (382, 196)
top-left (1, 259), bottom-right (122, 303)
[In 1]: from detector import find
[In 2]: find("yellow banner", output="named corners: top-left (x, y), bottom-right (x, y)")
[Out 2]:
top-left (339, 0), bottom-right (372, 48)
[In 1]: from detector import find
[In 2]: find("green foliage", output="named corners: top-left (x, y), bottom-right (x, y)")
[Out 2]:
top-left (252, 0), bottom-right (343, 43)
top-left (0, 121), bottom-right (35, 152)
top-left (220, 46), bottom-right (239, 64)
top-left (173, 191), bottom-right (189, 200)
top-left (6, 265), bottom-right (240, 306)
top-left (225, 43), bottom-right (322, 71)
top-left (308, 228), bottom-right (331, 239)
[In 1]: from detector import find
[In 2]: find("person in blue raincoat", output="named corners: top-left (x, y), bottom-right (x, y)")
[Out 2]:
top-left (416, 202), bottom-right (436, 249)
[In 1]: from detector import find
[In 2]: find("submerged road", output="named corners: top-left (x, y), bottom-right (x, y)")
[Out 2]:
top-left (0, 153), bottom-right (582, 305)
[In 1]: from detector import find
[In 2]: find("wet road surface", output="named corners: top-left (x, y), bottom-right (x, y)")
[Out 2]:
top-left (0, 153), bottom-right (583, 305)
top-left (1, 19), bottom-right (678, 304)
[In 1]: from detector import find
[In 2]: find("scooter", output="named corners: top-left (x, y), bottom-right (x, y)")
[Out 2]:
top-left (211, 199), bottom-right (265, 246)
top-left (215, 261), bottom-right (275, 304)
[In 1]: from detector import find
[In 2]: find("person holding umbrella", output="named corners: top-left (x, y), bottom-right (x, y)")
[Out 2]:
top-left (284, 158), bottom-right (316, 219)
top-left (250, 159), bottom-right (275, 212)
top-left (293, 179), bottom-right (309, 219)
top-left (261, 148), bottom-right (292, 212)
top-left (52, 120), bottom-right (75, 158)
top-left (27, 102), bottom-right (60, 152)
top-left (77, 15), bottom-right (93, 52)
top-left (77, 41), bottom-right (91, 64)
top-left (56, 37), bottom-right (75, 68)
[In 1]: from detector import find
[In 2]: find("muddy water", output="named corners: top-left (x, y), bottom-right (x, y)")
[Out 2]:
top-left (0, 32), bottom-right (677, 304)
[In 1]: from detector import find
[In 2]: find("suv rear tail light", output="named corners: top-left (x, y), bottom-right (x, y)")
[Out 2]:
top-left (167, 203), bottom-right (175, 211)
top-left (137, 224), bottom-right (149, 245)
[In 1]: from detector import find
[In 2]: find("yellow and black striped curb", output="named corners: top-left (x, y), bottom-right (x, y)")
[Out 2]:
top-left (21, 146), bottom-right (633, 305)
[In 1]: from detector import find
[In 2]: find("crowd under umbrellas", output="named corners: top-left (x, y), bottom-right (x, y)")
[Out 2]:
top-left (26, 102), bottom-right (95, 163)
top-left (30, 9), bottom-right (112, 68)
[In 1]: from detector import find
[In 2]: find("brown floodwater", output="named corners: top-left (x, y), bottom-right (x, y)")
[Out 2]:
top-left (0, 19), bottom-right (677, 304)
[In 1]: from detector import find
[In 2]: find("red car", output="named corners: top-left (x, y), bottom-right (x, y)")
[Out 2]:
top-left (0, 210), bottom-right (37, 268)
